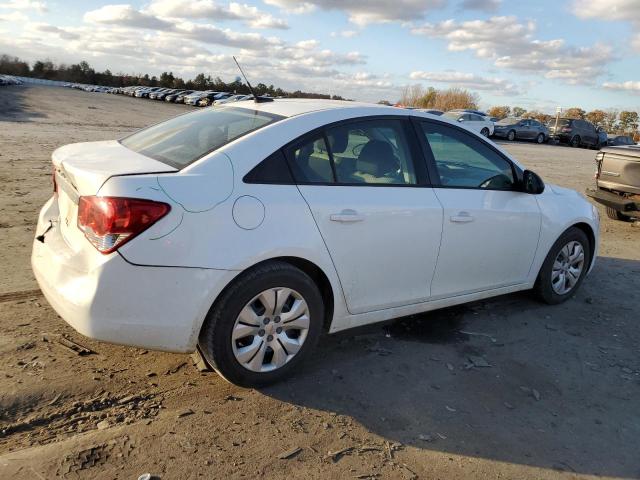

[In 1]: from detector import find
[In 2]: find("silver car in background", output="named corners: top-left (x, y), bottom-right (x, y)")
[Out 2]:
top-left (494, 118), bottom-right (549, 143)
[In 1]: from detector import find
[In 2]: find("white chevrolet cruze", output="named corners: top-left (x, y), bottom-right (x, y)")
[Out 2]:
top-left (32, 99), bottom-right (599, 387)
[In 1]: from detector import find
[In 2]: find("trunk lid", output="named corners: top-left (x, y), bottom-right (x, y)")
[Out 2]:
top-left (52, 140), bottom-right (176, 252)
top-left (596, 146), bottom-right (640, 195)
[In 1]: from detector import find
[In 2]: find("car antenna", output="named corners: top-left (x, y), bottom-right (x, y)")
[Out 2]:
top-left (233, 56), bottom-right (273, 103)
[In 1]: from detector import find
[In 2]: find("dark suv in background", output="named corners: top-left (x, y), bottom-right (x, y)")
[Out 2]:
top-left (548, 118), bottom-right (599, 148)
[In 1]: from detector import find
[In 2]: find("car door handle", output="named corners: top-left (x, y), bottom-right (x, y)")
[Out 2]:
top-left (450, 212), bottom-right (474, 223)
top-left (330, 210), bottom-right (365, 223)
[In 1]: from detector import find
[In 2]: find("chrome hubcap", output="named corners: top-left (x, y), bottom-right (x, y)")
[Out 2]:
top-left (231, 288), bottom-right (310, 373)
top-left (551, 241), bottom-right (585, 295)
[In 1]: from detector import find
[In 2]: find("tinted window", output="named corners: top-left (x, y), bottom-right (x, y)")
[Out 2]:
top-left (121, 107), bottom-right (283, 169)
top-left (420, 122), bottom-right (515, 190)
top-left (326, 119), bottom-right (417, 185)
top-left (244, 150), bottom-right (293, 184)
top-left (531, 120), bottom-right (541, 127)
top-left (288, 134), bottom-right (334, 183)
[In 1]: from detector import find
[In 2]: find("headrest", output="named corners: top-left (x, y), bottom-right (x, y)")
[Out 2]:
top-left (327, 128), bottom-right (348, 154)
top-left (357, 140), bottom-right (397, 176)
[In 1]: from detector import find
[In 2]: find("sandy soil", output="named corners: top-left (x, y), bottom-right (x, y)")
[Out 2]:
top-left (1, 85), bottom-right (639, 480)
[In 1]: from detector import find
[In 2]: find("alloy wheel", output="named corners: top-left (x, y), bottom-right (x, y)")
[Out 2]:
top-left (231, 288), bottom-right (310, 372)
top-left (551, 241), bottom-right (585, 295)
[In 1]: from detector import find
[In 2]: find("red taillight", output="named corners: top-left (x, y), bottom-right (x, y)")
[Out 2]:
top-left (77, 196), bottom-right (170, 254)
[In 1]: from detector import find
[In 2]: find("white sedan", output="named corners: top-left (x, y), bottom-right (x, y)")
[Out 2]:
top-left (442, 111), bottom-right (495, 137)
top-left (32, 100), bottom-right (599, 387)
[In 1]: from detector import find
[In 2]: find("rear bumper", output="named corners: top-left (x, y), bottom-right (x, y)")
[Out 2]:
top-left (586, 188), bottom-right (640, 213)
top-left (31, 198), bottom-right (237, 353)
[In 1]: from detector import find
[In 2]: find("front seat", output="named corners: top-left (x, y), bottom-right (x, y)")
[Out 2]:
top-left (352, 140), bottom-right (401, 184)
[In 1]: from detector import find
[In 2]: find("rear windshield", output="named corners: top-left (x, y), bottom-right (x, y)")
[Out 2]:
top-left (120, 106), bottom-right (283, 168)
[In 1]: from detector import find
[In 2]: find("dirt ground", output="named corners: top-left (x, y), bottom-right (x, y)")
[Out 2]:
top-left (1, 85), bottom-right (639, 480)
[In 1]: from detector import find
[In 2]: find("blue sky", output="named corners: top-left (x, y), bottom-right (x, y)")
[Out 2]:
top-left (1, 0), bottom-right (639, 112)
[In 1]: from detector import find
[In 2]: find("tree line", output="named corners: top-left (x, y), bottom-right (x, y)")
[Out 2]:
top-left (396, 84), bottom-right (480, 112)
top-left (0, 54), bottom-right (347, 100)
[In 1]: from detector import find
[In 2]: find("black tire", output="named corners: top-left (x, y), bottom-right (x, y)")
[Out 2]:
top-left (606, 206), bottom-right (632, 221)
top-left (198, 261), bottom-right (324, 387)
top-left (507, 130), bottom-right (516, 141)
top-left (481, 127), bottom-right (490, 137)
top-left (534, 227), bottom-right (591, 305)
top-left (570, 135), bottom-right (581, 147)
top-left (536, 133), bottom-right (545, 144)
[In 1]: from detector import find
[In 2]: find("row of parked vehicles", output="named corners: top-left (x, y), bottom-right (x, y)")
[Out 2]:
top-left (413, 108), bottom-right (636, 149)
top-left (63, 83), bottom-right (254, 107)
top-left (0, 75), bottom-right (23, 86)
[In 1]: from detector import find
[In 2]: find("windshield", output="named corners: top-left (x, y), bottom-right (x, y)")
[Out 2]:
top-left (120, 106), bottom-right (284, 168)
top-left (443, 112), bottom-right (461, 120)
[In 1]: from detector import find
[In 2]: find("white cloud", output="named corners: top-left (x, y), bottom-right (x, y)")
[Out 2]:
top-left (0, 10), bottom-right (27, 21)
top-left (84, 5), bottom-right (172, 30)
top-left (411, 16), bottom-right (612, 84)
top-left (0, 0), bottom-right (46, 13)
top-left (602, 81), bottom-right (640, 93)
top-left (146, 0), bottom-right (288, 29)
top-left (29, 22), bottom-right (80, 40)
top-left (410, 70), bottom-right (520, 95)
top-left (265, 0), bottom-right (445, 25)
top-left (459, 0), bottom-right (501, 12)
top-left (572, 0), bottom-right (640, 23)
top-left (330, 30), bottom-right (358, 38)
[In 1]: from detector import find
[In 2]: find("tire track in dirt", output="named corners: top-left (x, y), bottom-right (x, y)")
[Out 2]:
top-left (0, 289), bottom-right (43, 303)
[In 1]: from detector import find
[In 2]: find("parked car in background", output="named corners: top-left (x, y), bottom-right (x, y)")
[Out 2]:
top-left (184, 91), bottom-right (215, 106)
top-left (136, 87), bottom-right (161, 98)
top-left (607, 135), bottom-right (635, 147)
top-left (149, 88), bottom-right (172, 100)
top-left (587, 145), bottom-right (640, 221)
top-left (493, 118), bottom-right (549, 143)
top-left (597, 127), bottom-right (608, 149)
top-left (198, 92), bottom-right (233, 107)
top-left (442, 111), bottom-right (494, 137)
top-left (548, 118), bottom-right (599, 148)
top-left (416, 109), bottom-right (443, 116)
top-left (166, 90), bottom-right (193, 102)
top-left (216, 94), bottom-right (252, 104)
top-left (174, 90), bottom-right (199, 104)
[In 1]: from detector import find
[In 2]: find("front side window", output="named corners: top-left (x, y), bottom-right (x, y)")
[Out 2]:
top-left (121, 107), bottom-right (283, 169)
top-left (286, 119), bottom-right (417, 185)
top-left (420, 122), bottom-right (515, 190)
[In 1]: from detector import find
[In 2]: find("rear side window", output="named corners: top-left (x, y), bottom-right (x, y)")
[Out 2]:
top-left (244, 150), bottom-right (293, 184)
top-left (284, 118), bottom-right (418, 186)
top-left (120, 107), bottom-right (283, 169)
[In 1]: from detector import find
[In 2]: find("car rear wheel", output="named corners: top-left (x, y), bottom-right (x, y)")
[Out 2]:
top-left (535, 227), bottom-right (591, 304)
top-left (570, 135), bottom-right (581, 147)
top-left (481, 127), bottom-right (490, 137)
top-left (507, 130), bottom-right (516, 141)
top-left (536, 133), bottom-right (545, 144)
top-left (606, 207), bottom-right (632, 221)
top-left (198, 261), bottom-right (324, 387)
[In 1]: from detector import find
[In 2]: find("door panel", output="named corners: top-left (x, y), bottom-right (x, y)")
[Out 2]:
top-left (299, 186), bottom-right (443, 313)
top-left (431, 189), bottom-right (540, 297)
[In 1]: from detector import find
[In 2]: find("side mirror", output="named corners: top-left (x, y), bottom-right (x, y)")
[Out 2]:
top-left (522, 170), bottom-right (545, 194)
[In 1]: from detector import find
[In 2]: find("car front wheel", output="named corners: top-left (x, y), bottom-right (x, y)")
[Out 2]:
top-left (507, 130), bottom-right (516, 141)
top-left (199, 261), bottom-right (324, 387)
top-left (481, 127), bottom-right (490, 137)
top-left (536, 133), bottom-right (545, 144)
top-left (535, 227), bottom-right (591, 304)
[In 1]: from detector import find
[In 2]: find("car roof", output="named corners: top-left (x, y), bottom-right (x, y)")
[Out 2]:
top-left (228, 98), bottom-right (399, 118)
